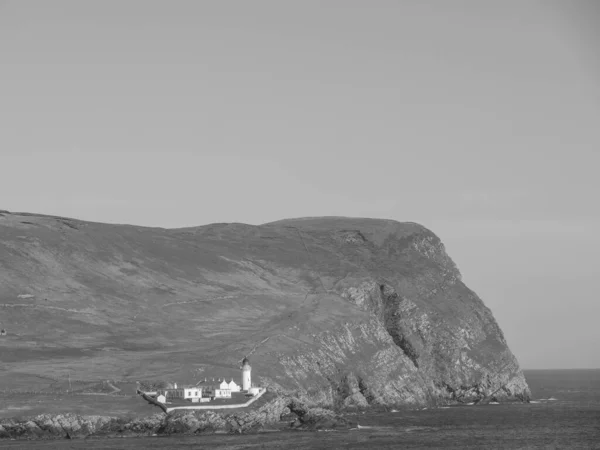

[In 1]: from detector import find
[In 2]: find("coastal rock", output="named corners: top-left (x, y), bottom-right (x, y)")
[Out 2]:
top-left (0, 397), bottom-right (346, 439)
top-left (159, 411), bottom-right (227, 435)
top-left (0, 414), bottom-right (117, 439)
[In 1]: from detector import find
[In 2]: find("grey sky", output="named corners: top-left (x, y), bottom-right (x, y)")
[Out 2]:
top-left (1, 0), bottom-right (598, 369)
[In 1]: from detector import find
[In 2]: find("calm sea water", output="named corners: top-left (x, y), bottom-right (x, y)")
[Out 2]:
top-left (4, 369), bottom-right (600, 449)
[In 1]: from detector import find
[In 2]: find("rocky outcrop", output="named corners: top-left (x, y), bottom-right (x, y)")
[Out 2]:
top-left (0, 213), bottom-right (530, 421)
top-left (0, 396), bottom-right (348, 439)
top-left (263, 225), bottom-right (530, 407)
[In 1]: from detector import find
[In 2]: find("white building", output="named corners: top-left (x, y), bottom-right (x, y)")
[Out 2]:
top-left (188, 357), bottom-right (256, 400)
top-left (197, 378), bottom-right (232, 398)
top-left (157, 386), bottom-right (202, 401)
top-left (228, 379), bottom-right (241, 392)
top-left (214, 379), bottom-right (232, 398)
top-left (248, 387), bottom-right (260, 396)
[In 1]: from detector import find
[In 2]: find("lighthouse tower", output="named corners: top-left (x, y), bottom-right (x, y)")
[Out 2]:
top-left (241, 357), bottom-right (251, 391)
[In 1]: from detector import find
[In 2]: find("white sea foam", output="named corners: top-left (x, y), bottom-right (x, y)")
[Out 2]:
top-left (529, 401), bottom-right (540, 403)
top-left (489, 402), bottom-right (500, 405)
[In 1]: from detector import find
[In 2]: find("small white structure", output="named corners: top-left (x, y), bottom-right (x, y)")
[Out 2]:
top-left (157, 386), bottom-right (202, 401)
top-left (197, 378), bottom-right (232, 399)
top-left (241, 357), bottom-right (251, 391)
top-left (183, 387), bottom-right (202, 400)
top-left (248, 387), bottom-right (260, 396)
top-left (228, 379), bottom-right (241, 392)
top-left (214, 379), bottom-right (232, 398)
top-left (156, 394), bottom-right (166, 403)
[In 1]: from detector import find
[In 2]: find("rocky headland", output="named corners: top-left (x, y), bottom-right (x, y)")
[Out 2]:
top-left (0, 212), bottom-right (530, 439)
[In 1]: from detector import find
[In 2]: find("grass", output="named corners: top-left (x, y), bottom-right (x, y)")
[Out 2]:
top-left (0, 393), bottom-right (160, 419)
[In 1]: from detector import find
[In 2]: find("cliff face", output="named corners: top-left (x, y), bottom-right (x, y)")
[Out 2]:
top-left (0, 212), bottom-right (529, 413)
top-left (264, 221), bottom-right (529, 406)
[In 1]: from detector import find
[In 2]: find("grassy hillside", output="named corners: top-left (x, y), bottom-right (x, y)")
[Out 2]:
top-left (0, 210), bottom-right (529, 412)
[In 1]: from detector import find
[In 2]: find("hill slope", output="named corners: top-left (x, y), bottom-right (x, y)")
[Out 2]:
top-left (0, 210), bottom-right (530, 406)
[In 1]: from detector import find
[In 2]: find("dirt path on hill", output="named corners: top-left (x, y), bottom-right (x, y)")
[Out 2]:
top-left (106, 380), bottom-right (121, 395)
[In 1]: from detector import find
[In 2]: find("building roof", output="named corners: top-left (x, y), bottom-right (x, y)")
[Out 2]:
top-left (161, 385), bottom-right (200, 391)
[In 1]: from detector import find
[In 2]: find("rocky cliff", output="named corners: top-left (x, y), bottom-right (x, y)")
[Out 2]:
top-left (0, 211), bottom-right (529, 417)
top-left (0, 395), bottom-right (349, 439)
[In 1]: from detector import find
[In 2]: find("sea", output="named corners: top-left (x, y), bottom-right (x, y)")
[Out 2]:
top-left (3, 369), bottom-right (599, 449)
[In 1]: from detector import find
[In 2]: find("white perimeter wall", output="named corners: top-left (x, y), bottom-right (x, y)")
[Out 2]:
top-left (165, 388), bottom-right (265, 413)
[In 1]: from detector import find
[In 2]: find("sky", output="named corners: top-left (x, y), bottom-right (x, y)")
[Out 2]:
top-left (1, 0), bottom-right (599, 369)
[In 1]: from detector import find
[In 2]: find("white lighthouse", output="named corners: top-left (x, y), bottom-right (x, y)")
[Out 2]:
top-left (241, 357), bottom-right (251, 391)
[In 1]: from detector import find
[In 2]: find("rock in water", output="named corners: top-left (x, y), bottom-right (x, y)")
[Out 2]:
top-left (0, 213), bottom-right (530, 409)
